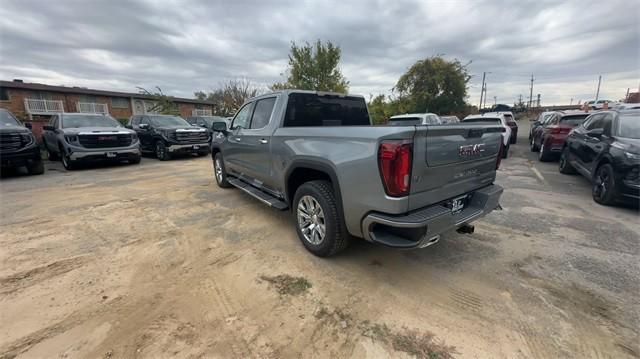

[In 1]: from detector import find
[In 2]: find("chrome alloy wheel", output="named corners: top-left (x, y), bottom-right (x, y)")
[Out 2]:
top-left (215, 158), bottom-right (223, 183)
top-left (297, 195), bottom-right (326, 245)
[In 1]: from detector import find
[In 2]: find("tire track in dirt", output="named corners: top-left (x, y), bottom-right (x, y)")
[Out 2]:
top-left (0, 256), bottom-right (88, 295)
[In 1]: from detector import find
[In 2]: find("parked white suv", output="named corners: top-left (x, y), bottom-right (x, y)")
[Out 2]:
top-left (388, 113), bottom-right (442, 125)
top-left (462, 112), bottom-right (512, 158)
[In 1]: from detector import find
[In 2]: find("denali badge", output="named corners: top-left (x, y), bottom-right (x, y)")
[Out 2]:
top-left (459, 143), bottom-right (485, 157)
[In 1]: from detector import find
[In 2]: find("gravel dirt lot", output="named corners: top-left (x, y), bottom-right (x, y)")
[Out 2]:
top-left (1, 121), bottom-right (638, 359)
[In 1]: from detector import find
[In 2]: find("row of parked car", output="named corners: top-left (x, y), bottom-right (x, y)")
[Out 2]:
top-left (388, 111), bottom-right (519, 158)
top-left (0, 108), bottom-right (231, 173)
top-left (529, 108), bottom-right (639, 206)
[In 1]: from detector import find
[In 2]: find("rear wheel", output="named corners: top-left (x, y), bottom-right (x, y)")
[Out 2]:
top-left (45, 140), bottom-right (59, 161)
top-left (155, 141), bottom-right (170, 161)
top-left (502, 143), bottom-right (509, 159)
top-left (592, 164), bottom-right (617, 205)
top-left (530, 137), bottom-right (539, 152)
top-left (538, 142), bottom-right (552, 162)
top-left (559, 147), bottom-right (577, 174)
top-left (293, 180), bottom-right (350, 257)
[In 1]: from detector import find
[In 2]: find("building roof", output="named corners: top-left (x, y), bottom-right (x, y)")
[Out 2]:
top-left (0, 80), bottom-right (215, 105)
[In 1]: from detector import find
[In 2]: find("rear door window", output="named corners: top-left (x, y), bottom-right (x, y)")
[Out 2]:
top-left (250, 97), bottom-right (277, 129)
top-left (283, 93), bottom-right (370, 127)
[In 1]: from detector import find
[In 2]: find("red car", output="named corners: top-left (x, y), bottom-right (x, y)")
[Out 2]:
top-left (531, 111), bottom-right (590, 161)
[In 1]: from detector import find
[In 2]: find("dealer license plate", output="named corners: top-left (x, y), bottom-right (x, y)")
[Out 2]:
top-left (193, 145), bottom-right (200, 150)
top-left (106, 152), bottom-right (117, 158)
top-left (449, 195), bottom-right (467, 214)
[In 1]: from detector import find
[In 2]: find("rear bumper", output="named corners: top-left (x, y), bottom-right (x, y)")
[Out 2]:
top-left (361, 184), bottom-right (503, 248)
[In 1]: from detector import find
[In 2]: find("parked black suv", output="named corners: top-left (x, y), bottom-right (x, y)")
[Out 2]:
top-left (0, 109), bottom-right (43, 175)
top-left (127, 114), bottom-right (210, 160)
top-left (559, 109), bottom-right (640, 205)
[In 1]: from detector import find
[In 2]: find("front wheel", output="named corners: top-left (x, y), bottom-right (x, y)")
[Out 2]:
top-left (559, 147), bottom-right (577, 174)
top-left (213, 153), bottom-right (232, 188)
top-left (530, 137), bottom-right (539, 152)
top-left (27, 160), bottom-right (44, 175)
top-left (592, 164), bottom-right (617, 205)
top-left (293, 180), bottom-right (350, 257)
top-left (61, 147), bottom-right (75, 170)
top-left (155, 141), bottom-right (170, 161)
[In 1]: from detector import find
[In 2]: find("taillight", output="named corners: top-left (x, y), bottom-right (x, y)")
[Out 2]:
top-left (378, 140), bottom-right (412, 197)
top-left (548, 126), bottom-right (569, 134)
top-left (496, 137), bottom-right (504, 170)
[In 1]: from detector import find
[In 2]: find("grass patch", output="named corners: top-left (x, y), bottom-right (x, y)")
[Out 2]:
top-left (361, 322), bottom-right (457, 359)
top-left (259, 274), bottom-right (311, 296)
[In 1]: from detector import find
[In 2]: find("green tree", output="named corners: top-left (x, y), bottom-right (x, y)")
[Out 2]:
top-left (271, 40), bottom-right (349, 93)
top-left (137, 86), bottom-right (179, 115)
top-left (394, 56), bottom-right (470, 114)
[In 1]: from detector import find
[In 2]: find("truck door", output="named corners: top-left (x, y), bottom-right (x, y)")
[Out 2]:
top-left (237, 96), bottom-right (277, 189)
top-left (224, 102), bottom-right (254, 174)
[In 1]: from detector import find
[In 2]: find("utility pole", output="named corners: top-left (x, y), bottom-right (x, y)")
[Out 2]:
top-left (479, 72), bottom-right (486, 109)
top-left (528, 74), bottom-right (534, 108)
top-left (536, 94), bottom-right (541, 108)
top-left (595, 75), bottom-right (601, 101)
top-left (483, 83), bottom-right (487, 109)
top-left (626, 88), bottom-right (630, 102)
top-left (519, 94), bottom-right (522, 106)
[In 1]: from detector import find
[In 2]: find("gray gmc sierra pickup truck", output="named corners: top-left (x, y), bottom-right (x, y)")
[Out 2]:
top-left (211, 90), bottom-right (504, 257)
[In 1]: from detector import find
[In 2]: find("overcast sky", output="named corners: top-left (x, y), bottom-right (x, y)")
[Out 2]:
top-left (1, 0), bottom-right (638, 106)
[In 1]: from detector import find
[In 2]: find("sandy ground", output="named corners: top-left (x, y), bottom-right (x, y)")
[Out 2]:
top-left (1, 123), bottom-right (638, 359)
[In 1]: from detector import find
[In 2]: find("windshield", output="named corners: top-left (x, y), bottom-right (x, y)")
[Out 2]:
top-left (149, 116), bottom-right (189, 126)
top-left (388, 117), bottom-right (421, 126)
top-left (463, 117), bottom-right (501, 124)
top-left (0, 110), bottom-right (21, 126)
top-left (617, 113), bottom-right (640, 139)
top-left (560, 114), bottom-right (588, 126)
top-left (62, 115), bottom-right (122, 128)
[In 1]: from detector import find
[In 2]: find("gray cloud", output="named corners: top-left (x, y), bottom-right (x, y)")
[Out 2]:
top-left (0, 0), bottom-right (638, 105)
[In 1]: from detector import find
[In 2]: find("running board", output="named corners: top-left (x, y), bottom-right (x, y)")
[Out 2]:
top-left (228, 178), bottom-right (289, 210)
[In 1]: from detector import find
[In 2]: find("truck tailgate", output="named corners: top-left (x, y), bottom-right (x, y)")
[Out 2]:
top-left (408, 124), bottom-right (503, 211)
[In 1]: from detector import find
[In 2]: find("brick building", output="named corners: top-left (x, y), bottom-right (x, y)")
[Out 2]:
top-left (0, 79), bottom-right (216, 138)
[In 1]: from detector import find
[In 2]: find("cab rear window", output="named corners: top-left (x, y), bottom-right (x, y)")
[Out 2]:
top-left (283, 93), bottom-right (370, 127)
top-left (388, 117), bottom-right (421, 126)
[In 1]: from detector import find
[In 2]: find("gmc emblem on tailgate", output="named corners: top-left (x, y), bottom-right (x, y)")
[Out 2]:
top-left (459, 143), bottom-right (485, 157)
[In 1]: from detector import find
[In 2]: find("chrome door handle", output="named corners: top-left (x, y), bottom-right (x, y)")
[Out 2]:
top-left (259, 139), bottom-right (268, 144)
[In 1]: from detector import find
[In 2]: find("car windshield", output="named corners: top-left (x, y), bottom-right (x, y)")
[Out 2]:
top-left (560, 114), bottom-right (588, 126)
top-left (0, 110), bottom-right (21, 126)
top-left (463, 117), bottom-right (501, 124)
top-left (617, 113), bottom-right (640, 139)
top-left (388, 117), bottom-right (421, 126)
top-left (149, 116), bottom-right (189, 126)
top-left (62, 115), bottom-right (122, 128)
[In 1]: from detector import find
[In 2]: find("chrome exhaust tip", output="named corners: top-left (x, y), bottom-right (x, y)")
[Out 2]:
top-left (418, 235), bottom-right (440, 248)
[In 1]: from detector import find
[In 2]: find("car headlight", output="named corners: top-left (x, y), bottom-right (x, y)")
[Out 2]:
top-left (131, 133), bottom-right (138, 142)
top-left (65, 135), bottom-right (79, 145)
top-left (624, 151), bottom-right (640, 160)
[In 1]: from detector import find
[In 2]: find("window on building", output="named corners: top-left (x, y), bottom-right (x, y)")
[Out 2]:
top-left (111, 97), bottom-right (129, 108)
top-left (0, 87), bottom-right (9, 101)
top-left (79, 95), bottom-right (97, 103)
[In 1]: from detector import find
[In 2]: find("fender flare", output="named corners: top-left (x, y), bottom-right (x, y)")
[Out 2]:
top-left (284, 158), bottom-right (344, 215)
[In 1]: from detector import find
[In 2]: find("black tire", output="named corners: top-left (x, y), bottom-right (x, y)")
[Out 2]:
top-left (559, 147), bottom-right (577, 174)
top-left (538, 141), bottom-right (552, 162)
top-left (213, 152), bottom-right (232, 188)
top-left (293, 180), bottom-right (350, 257)
top-left (155, 141), bottom-right (170, 161)
top-left (130, 155), bottom-right (141, 164)
top-left (510, 134), bottom-right (517, 144)
top-left (27, 159), bottom-right (45, 175)
top-left (45, 140), bottom-right (59, 161)
top-left (592, 164), bottom-right (617, 205)
top-left (60, 146), bottom-right (75, 170)
top-left (530, 137), bottom-right (539, 152)
top-left (502, 143), bottom-right (509, 159)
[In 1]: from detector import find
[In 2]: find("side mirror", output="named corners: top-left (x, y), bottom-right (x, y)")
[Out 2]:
top-left (212, 122), bottom-right (228, 132)
top-left (24, 122), bottom-right (32, 129)
top-left (587, 128), bottom-right (603, 138)
top-left (43, 125), bottom-right (54, 131)
top-left (124, 124), bottom-right (132, 129)
top-left (139, 123), bottom-right (149, 129)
